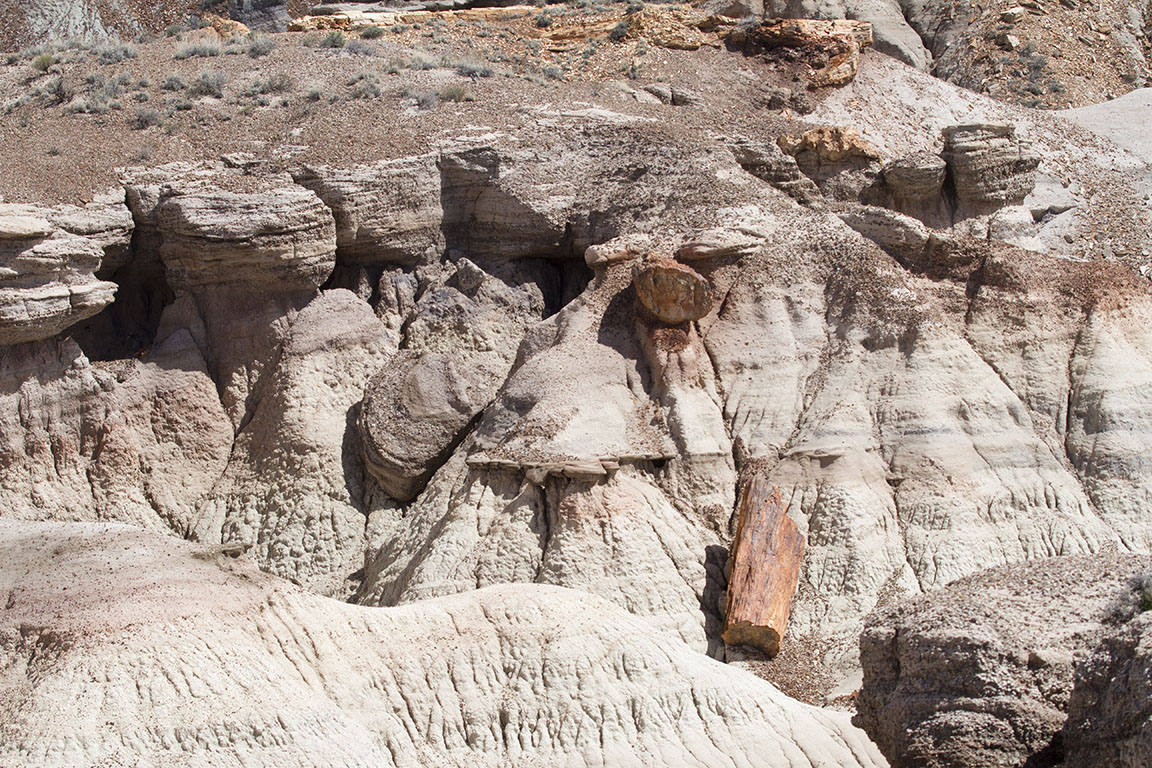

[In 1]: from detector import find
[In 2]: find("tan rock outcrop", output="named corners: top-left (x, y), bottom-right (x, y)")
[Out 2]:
top-left (155, 187), bottom-right (336, 293)
top-left (293, 154), bottom-right (444, 267)
top-left (722, 475), bottom-right (805, 656)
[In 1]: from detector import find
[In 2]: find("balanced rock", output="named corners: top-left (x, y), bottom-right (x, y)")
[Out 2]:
top-left (942, 123), bottom-right (1041, 210)
top-left (634, 258), bottom-right (714, 324)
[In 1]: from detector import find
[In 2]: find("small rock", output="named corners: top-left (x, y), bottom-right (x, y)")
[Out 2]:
top-left (1000, 6), bottom-right (1026, 23)
top-left (642, 83), bottom-right (673, 104)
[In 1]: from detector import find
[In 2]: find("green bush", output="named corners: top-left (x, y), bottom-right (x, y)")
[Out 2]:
top-left (360, 25), bottom-right (384, 39)
top-left (31, 53), bottom-right (55, 71)
top-left (132, 108), bottom-right (164, 129)
top-left (347, 71), bottom-right (381, 98)
top-left (247, 33), bottom-right (276, 58)
top-left (320, 30), bottom-right (346, 48)
top-left (161, 75), bottom-right (186, 91)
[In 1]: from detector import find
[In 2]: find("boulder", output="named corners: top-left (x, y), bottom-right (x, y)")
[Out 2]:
top-left (634, 258), bottom-right (714, 324)
top-left (359, 351), bottom-right (486, 502)
top-left (734, 18), bottom-right (874, 87)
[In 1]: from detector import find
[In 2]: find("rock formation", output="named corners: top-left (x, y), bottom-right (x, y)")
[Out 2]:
top-left (856, 553), bottom-right (1152, 768)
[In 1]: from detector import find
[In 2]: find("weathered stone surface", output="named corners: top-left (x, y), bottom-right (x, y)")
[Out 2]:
top-left (735, 18), bottom-right (874, 87)
top-left (722, 475), bottom-right (805, 656)
top-left (1063, 594), bottom-right (1152, 768)
top-left (730, 138), bottom-right (823, 204)
top-left (883, 152), bottom-right (947, 200)
top-left (206, 289), bottom-right (398, 596)
top-left (942, 123), bottom-right (1041, 211)
top-left (855, 553), bottom-right (1152, 768)
top-left (292, 153), bottom-right (444, 267)
top-left (155, 187), bottom-right (337, 293)
top-left (0, 519), bottom-right (888, 768)
top-left (634, 258), bottom-right (714, 324)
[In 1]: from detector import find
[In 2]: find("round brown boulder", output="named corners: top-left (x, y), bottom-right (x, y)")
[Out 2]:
top-left (633, 258), bottom-right (713, 324)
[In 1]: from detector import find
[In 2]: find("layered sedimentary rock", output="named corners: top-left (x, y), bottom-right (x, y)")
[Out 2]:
top-left (292, 153), bottom-right (444, 267)
top-left (855, 553), bottom-right (1152, 768)
top-left (942, 123), bottom-right (1041, 213)
top-left (154, 186), bottom-right (336, 293)
top-left (0, 204), bottom-right (119, 346)
top-left (0, 519), bottom-right (888, 768)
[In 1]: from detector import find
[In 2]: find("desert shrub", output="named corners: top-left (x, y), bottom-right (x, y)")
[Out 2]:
top-left (540, 65), bottom-right (564, 80)
top-left (456, 61), bottom-right (493, 78)
top-left (440, 84), bottom-right (468, 102)
top-left (407, 52), bottom-right (437, 70)
top-left (46, 145), bottom-right (61, 155)
top-left (347, 71), bottom-right (381, 98)
top-left (320, 30), bottom-right (346, 48)
top-left (187, 70), bottom-right (226, 97)
top-left (132, 108), bottom-right (164, 129)
top-left (306, 88), bottom-right (323, 101)
top-left (248, 73), bottom-right (294, 94)
top-left (174, 40), bottom-right (221, 59)
top-left (31, 53), bottom-right (55, 71)
top-left (246, 33), bottom-right (276, 57)
top-left (403, 87), bottom-right (438, 109)
top-left (165, 24), bottom-right (189, 36)
top-left (390, 24), bottom-right (409, 34)
top-left (625, 0), bottom-right (643, 12)
top-left (132, 91), bottom-right (149, 102)
top-left (360, 25), bottom-right (384, 39)
top-left (161, 75), bottom-right (186, 91)
top-left (608, 21), bottom-right (629, 41)
top-left (96, 42), bottom-right (137, 64)
top-left (41, 76), bottom-right (70, 105)
top-left (534, 12), bottom-right (553, 27)
top-left (346, 40), bottom-right (376, 56)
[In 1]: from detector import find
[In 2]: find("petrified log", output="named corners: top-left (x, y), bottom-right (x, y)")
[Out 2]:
top-left (633, 258), bottom-right (713, 324)
top-left (722, 474), bottom-right (805, 656)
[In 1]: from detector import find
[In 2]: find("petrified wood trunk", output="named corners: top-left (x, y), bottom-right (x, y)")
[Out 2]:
top-left (722, 475), bottom-right (805, 657)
